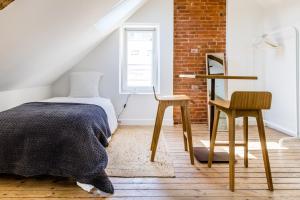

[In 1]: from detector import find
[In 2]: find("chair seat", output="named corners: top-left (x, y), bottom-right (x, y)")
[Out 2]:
top-left (151, 93), bottom-right (194, 165)
top-left (157, 95), bottom-right (191, 101)
top-left (209, 99), bottom-right (230, 109)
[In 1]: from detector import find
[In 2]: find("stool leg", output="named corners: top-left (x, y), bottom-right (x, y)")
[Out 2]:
top-left (184, 105), bottom-right (194, 165)
top-left (228, 112), bottom-right (236, 192)
top-left (243, 117), bottom-right (249, 168)
top-left (208, 108), bottom-right (221, 168)
top-left (256, 110), bottom-right (273, 191)
top-left (181, 106), bottom-right (188, 151)
top-left (150, 103), bottom-right (166, 162)
top-left (151, 102), bottom-right (163, 151)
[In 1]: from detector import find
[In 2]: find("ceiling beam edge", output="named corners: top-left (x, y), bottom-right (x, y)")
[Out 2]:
top-left (0, 0), bottom-right (14, 10)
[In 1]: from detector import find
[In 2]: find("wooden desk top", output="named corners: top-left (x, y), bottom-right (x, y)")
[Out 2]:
top-left (178, 74), bottom-right (258, 80)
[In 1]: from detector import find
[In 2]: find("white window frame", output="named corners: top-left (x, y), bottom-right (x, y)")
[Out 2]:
top-left (119, 24), bottom-right (160, 94)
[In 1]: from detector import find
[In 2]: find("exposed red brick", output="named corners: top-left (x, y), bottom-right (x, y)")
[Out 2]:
top-left (174, 0), bottom-right (226, 124)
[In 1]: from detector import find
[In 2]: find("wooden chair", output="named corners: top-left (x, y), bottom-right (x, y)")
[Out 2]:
top-left (150, 87), bottom-right (194, 165)
top-left (208, 91), bottom-right (273, 191)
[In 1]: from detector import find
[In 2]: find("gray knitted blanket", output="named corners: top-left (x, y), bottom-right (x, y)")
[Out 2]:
top-left (0, 102), bottom-right (114, 193)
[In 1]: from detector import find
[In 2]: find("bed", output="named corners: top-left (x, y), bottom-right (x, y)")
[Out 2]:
top-left (42, 97), bottom-right (118, 134)
top-left (0, 96), bottom-right (118, 194)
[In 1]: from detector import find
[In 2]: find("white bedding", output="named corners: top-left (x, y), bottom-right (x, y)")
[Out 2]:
top-left (42, 97), bottom-right (118, 134)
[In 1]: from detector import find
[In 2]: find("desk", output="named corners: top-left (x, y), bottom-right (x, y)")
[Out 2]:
top-left (179, 74), bottom-right (258, 162)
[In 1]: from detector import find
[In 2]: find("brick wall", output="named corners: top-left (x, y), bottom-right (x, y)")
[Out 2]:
top-left (174, 0), bottom-right (226, 124)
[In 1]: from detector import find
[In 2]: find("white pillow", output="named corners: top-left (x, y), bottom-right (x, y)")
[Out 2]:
top-left (69, 72), bottom-right (103, 97)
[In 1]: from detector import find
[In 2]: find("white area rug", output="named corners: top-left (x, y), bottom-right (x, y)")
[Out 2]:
top-left (106, 126), bottom-right (175, 177)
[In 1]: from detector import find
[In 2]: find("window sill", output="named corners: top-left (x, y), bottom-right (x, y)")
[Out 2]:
top-left (119, 92), bottom-right (159, 95)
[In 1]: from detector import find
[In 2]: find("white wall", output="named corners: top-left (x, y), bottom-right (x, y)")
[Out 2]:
top-left (262, 29), bottom-right (298, 136)
top-left (0, 86), bottom-right (52, 111)
top-left (259, 1), bottom-right (300, 137)
top-left (0, 0), bottom-right (147, 91)
top-left (0, 0), bottom-right (148, 113)
top-left (263, 0), bottom-right (300, 31)
top-left (52, 0), bottom-right (174, 125)
top-left (228, 0), bottom-right (300, 136)
top-left (226, 0), bottom-right (266, 126)
top-left (226, 0), bottom-right (265, 95)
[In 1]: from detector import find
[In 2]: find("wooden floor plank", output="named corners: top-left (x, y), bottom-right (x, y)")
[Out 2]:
top-left (0, 125), bottom-right (300, 199)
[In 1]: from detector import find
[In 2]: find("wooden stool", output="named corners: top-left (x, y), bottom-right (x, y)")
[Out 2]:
top-left (208, 91), bottom-right (273, 191)
top-left (150, 88), bottom-right (194, 165)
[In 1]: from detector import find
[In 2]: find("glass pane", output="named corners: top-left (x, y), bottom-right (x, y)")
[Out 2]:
top-left (126, 30), bottom-right (154, 87)
top-left (127, 64), bottom-right (152, 87)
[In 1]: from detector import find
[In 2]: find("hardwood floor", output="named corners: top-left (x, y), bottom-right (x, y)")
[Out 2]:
top-left (1, 124), bottom-right (300, 199)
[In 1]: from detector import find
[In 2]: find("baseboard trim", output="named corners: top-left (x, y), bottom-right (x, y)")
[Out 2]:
top-left (264, 120), bottom-right (296, 137)
top-left (118, 119), bottom-right (174, 126)
top-left (118, 118), bottom-right (297, 137)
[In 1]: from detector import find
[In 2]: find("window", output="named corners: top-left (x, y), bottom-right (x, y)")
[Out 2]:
top-left (120, 25), bottom-right (160, 94)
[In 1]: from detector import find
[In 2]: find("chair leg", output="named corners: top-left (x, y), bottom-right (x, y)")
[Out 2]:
top-left (228, 112), bottom-right (236, 192)
top-left (181, 106), bottom-right (188, 151)
top-left (150, 103), bottom-right (166, 162)
top-left (208, 108), bottom-right (221, 168)
top-left (243, 117), bottom-right (249, 168)
top-left (256, 110), bottom-right (273, 191)
top-left (183, 105), bottom-right (194, 165)
top-left (151, 102), bottom-right (163, 151)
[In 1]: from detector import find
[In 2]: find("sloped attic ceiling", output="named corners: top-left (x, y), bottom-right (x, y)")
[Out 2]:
top-left (0, 0), bottom-right (147, 91)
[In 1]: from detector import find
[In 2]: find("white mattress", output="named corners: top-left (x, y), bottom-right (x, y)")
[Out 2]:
top-left (42, 97), bottom-right (118, 134)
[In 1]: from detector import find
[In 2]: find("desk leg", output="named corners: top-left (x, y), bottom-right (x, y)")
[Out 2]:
top-left (193, 78), bottom-right (230, 163)
top-left (210, 78), bottom-right (215, 139)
